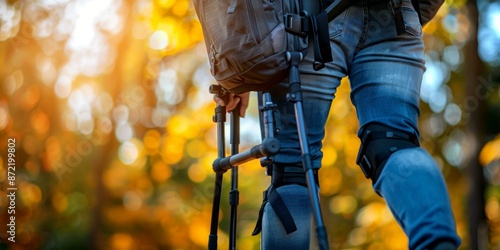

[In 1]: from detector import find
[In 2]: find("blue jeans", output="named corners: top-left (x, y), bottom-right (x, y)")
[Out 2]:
top-left (261, 0), bottom-right (461, 249)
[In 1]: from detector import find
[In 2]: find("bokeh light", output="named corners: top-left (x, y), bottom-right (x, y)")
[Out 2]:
top-left (0, 0), bottom-right (499, 249)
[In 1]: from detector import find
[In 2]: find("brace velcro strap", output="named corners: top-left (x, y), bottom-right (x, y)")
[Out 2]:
top-left (251, 190), bottom-right (268, 236)
top-left (272, 165), bottom-right (308, 187)
top-left (268, 189), bottom-right (298, 234)
top-left (282, 172), bottom-right (308, 187)
top-left (251, 186), bottom-right (298, 235)
top-left (357, 128), bottom-right (419, 179)
top-left (252, 165), bottom-right (315, 236)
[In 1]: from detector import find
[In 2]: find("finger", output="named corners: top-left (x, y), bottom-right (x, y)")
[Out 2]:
top-left (214, 96), bottom-right (226, 106)
top-left (238, 93), bottom-right (250, 118)
top-left (214, 93), bottom-right (233, 107)
top-left (239, 100), bottom-right (249, 118)
top-left (225, 94), bottom-right (234, 108)
top-left (226, 96), bottom-right (240, 111)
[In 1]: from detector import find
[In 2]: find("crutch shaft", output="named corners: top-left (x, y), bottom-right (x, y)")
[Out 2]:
top-left (208, 86), bottom-right (228, 250)
top-left (229, 107), bottom-right (240, 250)
top-left (287, 51), bottom-right (329, 250)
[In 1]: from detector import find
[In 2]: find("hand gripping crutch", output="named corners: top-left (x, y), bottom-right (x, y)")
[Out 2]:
top-left (207, 85), bottom-right (280, 250)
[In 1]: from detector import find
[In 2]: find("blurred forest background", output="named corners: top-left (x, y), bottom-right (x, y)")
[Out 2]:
top-left (0, 0), bottom-right (499, 249)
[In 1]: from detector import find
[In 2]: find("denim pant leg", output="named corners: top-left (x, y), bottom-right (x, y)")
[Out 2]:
top-left (261, 185), bottom-right (312, 249)
top-left (261, 63), bottom-right (343, 249)
top-left (350, 50), bottom-right (462, 248)
top-left (261, 0), bottom-right (461, 249)
top-left (349, 1), bottom-right (461, 249)
top-left (373, 148), bottom-right (461, 250)
top-left (260, 21), bottom-right (347, 247)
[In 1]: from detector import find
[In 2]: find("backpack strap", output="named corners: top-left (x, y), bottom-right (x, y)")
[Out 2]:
top-left (390, 0), bottom-right (424, 35)
top-left (390, 0), bottom-right (406, 35)
top-left (310, 11), bottom-right (333, 70)
top-left (284, 0), bottom-right (350, 71)
top-left (324, 0), bottom-right (351, 22)
top-left (411, 0), bottom-right (422, 24)
top-left (313, 0), bottom-right (351, 69)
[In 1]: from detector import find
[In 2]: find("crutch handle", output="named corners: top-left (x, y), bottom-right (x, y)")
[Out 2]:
top-left (209, 84), bottom-right (228, 97)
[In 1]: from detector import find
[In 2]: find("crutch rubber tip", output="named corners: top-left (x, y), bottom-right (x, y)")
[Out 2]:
top-left (208, 234), bottom-right (218, 250)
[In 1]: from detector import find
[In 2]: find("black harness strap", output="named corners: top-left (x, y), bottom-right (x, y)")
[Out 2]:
top-left (252, 164), bottom-right (312, 236)
top-left (390, 0), bottom-right (424, 36)
top-left (390, 0), bottom-right (406, 35)
top-left (310, 11), bottom-right (333, 70)
top-left (252, 185), bottom-right (298, 235)
top-left (252, 189), bottom-right (268, 236)
top-left (268, 189), bottom-right (298, 234)
top-left (411, 0), bottom-right (422, 24)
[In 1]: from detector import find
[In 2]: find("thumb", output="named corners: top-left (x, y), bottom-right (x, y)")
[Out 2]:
top-left (214, 96), bottom-right (226, 106)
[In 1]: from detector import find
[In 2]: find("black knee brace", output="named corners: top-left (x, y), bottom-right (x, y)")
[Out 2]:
top-left (356, 123), bottom-right (420, 184)
top-left (271, 164), bottom-right (311, 188)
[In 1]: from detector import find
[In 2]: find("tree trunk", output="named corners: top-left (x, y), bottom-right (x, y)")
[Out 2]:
top-left (464, 0), bottom-right (488, 249)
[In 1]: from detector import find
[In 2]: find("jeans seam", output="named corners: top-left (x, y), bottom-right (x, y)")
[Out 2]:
top-left (356, 0), bottom-right (370, 54)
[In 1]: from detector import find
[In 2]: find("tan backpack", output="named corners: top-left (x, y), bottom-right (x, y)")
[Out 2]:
top-left (193, 0), bottom-right (442, 94)
top-left (193, 0), bottom-right (346, 94)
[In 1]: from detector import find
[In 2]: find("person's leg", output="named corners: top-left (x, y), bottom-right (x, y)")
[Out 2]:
top-left (260, 6), bottom-right (356, 247)
top-left (260, 184), bottom-right (311, 249)
top-left (260, 64), bottom-right (342, 249)
top-left (260, 2), bottom-right (376, 248)
top-left (348, 1), bottom-right (461, 249)
top-left (374, 148), bottom-right (461, 249)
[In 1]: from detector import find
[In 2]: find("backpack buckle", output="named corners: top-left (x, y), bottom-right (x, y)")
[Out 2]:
top-left (284, 13), bottom-right (309, 36)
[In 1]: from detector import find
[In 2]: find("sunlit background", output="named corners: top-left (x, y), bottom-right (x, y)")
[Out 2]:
top-left (0, 0), bottom-right (499, 249)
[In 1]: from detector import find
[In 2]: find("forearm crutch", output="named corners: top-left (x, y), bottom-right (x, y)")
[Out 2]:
top-left (228, 95), bottom-right (240, 249)
top-left (207, 86), bottom-right (280, 250)
top-left (287, 51), bottom-right (329, 250)
top-left (208, 86), bottom-right (227, 250)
